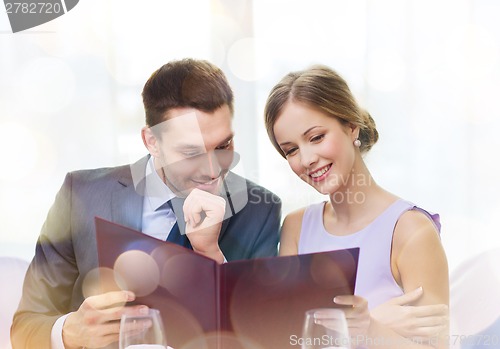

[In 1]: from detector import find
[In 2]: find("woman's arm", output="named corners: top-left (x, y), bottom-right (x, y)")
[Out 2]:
top-left (278, 208), bottom-right (305, 256)
top-left (336, 209), bottom-right (449, 349)
top-left (391, 209), bottom-right (450, 348)
top-left (371, 286), bottom-right (448, 340)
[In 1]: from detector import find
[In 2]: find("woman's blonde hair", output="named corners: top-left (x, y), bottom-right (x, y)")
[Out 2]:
top-left (264, 65), bottom-right (378, 157)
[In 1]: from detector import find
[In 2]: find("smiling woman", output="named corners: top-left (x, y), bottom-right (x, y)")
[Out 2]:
top-left (264, 65), bottom-right (449, 348)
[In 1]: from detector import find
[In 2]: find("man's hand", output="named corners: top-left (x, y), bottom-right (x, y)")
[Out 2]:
top-left (183, 188), bottom-right (226, 263)
top-left (371, 287), bottom-right (449, 341)
top-left (62, 291), bottom-right (149, 349)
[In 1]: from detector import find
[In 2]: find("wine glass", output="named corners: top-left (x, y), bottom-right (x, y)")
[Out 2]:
top-left (119, 308), bottom-right (168, 349)
top-left (302, 308), bottom-right (350, 349)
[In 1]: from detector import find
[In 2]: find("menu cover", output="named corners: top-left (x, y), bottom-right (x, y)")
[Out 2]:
top-left (95, 217), bottom-right (359, 349)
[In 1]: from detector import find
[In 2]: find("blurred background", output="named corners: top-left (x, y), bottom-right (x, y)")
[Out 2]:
top-left (1, 0), bottom-right (499, 276)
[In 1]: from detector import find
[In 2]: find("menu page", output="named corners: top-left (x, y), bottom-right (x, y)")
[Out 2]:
top-left (95, 217), bottom-right (359, 349)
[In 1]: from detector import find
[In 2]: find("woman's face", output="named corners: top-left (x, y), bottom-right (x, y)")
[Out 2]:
top-left (273, 101), bottom-right (359, 195)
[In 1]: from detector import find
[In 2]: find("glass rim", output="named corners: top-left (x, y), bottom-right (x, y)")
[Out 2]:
top-left (305, 308), bottom-right (345, 315)
top-left (120, 307), bottom-right (161, 320)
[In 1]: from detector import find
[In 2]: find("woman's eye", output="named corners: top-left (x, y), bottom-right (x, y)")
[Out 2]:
top-left (310, 134), bottom-right (324, 142)
top-left (284, 148), bottom-right (298, 157)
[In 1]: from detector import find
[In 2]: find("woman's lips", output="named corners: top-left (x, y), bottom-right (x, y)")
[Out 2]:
top-left (309, 164), bottom-right (332, 182)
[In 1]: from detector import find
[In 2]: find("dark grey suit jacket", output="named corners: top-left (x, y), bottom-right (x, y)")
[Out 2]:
top-left (11, 156), bottom-right (281, 349)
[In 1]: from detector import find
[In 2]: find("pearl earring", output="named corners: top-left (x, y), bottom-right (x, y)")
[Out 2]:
top-left (354, 139), bottom-right (361, 147)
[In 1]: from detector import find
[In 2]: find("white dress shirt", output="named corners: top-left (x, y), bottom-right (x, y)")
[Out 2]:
top-left (141, 156), bottom-right (178, 240)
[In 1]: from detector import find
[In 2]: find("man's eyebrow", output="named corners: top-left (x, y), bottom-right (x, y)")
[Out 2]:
top-left (173, 134), bottom-right (234, 151)
top-left (173, 143), bottom-right (205, 151)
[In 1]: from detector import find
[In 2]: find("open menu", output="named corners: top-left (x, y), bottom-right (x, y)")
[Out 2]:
top-left (95, 217), bottom-right (359, 349)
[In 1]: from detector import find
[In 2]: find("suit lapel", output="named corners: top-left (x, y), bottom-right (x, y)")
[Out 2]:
top-left (111, 156), bottom-right (148, 232)
top-left (219, 217), bottom-right (230, 241)
top-left (218, 175), bottom-right (236, 242)
top-left (218, 172), bottom-right (249, 242)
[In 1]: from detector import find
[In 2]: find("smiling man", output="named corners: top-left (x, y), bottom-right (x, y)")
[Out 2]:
top-left (11, 59), bottom-right (281, 349)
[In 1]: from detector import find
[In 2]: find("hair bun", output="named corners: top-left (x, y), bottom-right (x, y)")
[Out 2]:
top-left (358, 109), bottom-right (379, 153)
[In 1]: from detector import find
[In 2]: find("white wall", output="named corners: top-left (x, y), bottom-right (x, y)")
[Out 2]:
top-left (1, 0), bottom-right (499, 275)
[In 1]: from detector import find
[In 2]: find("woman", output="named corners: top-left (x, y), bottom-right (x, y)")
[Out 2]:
top-left (264, 65), bottom-right (449, 348)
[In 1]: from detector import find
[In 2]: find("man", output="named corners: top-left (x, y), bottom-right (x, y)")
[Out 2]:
top-left (11, 59), bottom-right (281, 349)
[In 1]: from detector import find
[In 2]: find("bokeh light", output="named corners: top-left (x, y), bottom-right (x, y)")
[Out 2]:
top-left (0, 122), bottom-right (38, 181)
top-left (114, 250), bottom-right (160, 297)
top-left (464, 25), bottom-right (499, 80)
top-left (227, 37), bottom-right (269, 81)
top-left (366, 48), bottom-right (406, 92)
top-left (82, 267), bottom-right (124, 299)
top-left (157, 252), bottom-right (213, 300)
top-left (17, 57), bottom-right (76, 114)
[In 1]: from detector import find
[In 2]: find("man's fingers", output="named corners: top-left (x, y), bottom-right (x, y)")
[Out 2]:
top-left (97, 304), bottom-right (150, 324)
top-left (85, 332), bottom-right (121, 349)
top-left (91, 319), bottom-right (122, 337)
top-left (191, 212), bottom-right (202, 227)
top-left (85, 290), bottom-right (135, 310)
top-left (77, 305), bottom-right (151, 347)
top-left (120, 318), bottom-right (153, 336)
top-left (184, 189), bottom-right (226, 230)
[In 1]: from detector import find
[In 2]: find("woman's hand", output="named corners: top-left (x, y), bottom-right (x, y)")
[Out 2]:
top-left (371, 287), bottom-right (448, 341)
top-left (334, 294), bottom-right (371, 346)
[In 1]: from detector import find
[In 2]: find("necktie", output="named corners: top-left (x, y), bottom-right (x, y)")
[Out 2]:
top-left (165, 198), bottom-right (192, 249)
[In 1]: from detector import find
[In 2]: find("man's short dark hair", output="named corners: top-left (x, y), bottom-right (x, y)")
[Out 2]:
top-left (142, 58), bottom-right (234, 127)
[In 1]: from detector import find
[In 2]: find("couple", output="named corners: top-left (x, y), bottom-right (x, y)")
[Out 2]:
top-left (11, 59), bottom-right (448, 349)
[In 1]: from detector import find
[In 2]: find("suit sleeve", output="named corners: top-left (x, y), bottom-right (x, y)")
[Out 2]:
top-left (247, 194), bottom-right (281, 259)
top-left (11, 173), bottom-right (79, 349)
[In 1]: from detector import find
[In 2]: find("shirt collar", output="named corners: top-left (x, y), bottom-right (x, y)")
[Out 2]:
top-left (145, 156), bottom-right (176, 211)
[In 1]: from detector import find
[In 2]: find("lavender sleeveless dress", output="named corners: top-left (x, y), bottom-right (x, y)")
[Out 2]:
top-left (298, 199), bottom-right (441, 309)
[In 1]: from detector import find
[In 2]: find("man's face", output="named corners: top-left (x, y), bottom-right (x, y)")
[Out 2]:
top-left (149, 105), bottom-right (234, 197)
